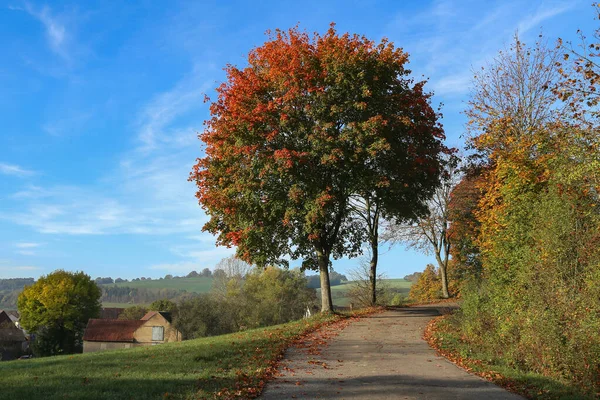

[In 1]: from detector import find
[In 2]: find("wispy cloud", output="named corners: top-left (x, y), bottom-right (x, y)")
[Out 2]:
top-left (3, 66), bottom-right (212, 239)
top-left (22, 3), bottom-right (69, 60)
top-left (518, 2), bottom-right (574, 34)
top-left (135, 64), bottom-right (211, 152)
top-left (15, 242), bottom-right (41, 249)
top-left (0, 163), bottom-right (34, 177)
top-left (14, 242), bottom-right (42, 257)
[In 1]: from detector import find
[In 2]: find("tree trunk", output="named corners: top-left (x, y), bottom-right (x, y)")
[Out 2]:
top-left (317, 249), bottom-right (334, 313)
top-left (369, 239), bottom-right (378, 306)
top-left (436, 253), bottom-right (450, 299)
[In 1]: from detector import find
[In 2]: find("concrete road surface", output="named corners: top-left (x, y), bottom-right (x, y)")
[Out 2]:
top-left (260, 306), bottom-right (524, 400)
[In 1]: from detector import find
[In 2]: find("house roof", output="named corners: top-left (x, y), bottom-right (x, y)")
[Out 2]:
top-left (0, 311), bottom-right (12, 325)
top-left (0, 311), bottom-right (26, 342)
top-left (83, 319), bottom-right (145, 342)
top-left (141, 311), bottom-right (172, 323)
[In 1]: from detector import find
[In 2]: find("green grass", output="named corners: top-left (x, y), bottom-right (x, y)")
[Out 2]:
top-left (104, 277), bottom-right (214, 293)
top-left (0, 313), bottom-right (343, 400)
top-left (427, 315), bottom-right (595, 400)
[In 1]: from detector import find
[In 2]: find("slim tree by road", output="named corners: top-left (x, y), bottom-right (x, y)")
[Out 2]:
top-left (191, 25), bottom-right (446, 312)
top-left (386, 157), bottom-right (459, 299)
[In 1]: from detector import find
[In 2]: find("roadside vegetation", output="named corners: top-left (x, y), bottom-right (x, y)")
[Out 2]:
top-left (425, 316), bottom-right (596, 400)
top-left (411, 8), bottom-right (600, 398)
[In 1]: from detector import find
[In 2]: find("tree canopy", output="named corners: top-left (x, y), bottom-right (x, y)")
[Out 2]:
top-left (191, 25), bottom-right (446, 311)
top-left (18, 270), bottom-right (101, 356)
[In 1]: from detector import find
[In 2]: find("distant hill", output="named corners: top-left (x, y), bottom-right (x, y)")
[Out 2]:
top-left (102, 276), bottom-right (214, 293)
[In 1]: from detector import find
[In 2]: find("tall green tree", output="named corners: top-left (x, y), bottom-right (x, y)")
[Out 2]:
top-left (18, 270), bottom-right (101, 356)
top-left (191, 25), bottom-right (446, 312)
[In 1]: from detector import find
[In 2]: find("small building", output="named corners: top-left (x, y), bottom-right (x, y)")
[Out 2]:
top-left (0, 310), bottom-right (27, 361)
top-left (82, 311), bottom-right (181, 353)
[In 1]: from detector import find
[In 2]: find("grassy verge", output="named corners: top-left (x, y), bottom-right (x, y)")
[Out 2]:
top-left (425, 315), bottom-right (595, 400)
top-left (0, 311), bottom-right (371, 400)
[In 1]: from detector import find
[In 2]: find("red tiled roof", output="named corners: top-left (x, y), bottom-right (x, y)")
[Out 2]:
top-left (141, 311), bottom-right (172, 323)
top-left (140, 311), bottom-right (158, 321)
top-left (83, 319), bottom-right (144, 342)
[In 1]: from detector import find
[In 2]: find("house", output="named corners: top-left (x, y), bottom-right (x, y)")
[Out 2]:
top-left (82, 311), bottom-right (181, 353)
top-left (0, 310), bottom-right (27, 360)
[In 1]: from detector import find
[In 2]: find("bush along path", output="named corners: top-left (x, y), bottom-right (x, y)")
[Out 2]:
top-left (425, 315), bottom-right (598, 400)
top-left (260, 304), bottom-right (524, 400)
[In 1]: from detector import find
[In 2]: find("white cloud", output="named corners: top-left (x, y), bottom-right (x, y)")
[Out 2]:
top-left (430, 73), bottom-right (472, 96)
top-left (0, 163), bottom-right (34, 177)
top-left (134, 64), bottom-right (210, 152)
top-left (15, 242), bottom-right (41, 249)
top-left (23, 3), bottom-right (69, 60)
top-left (518, 2), bottom-right (574, 35)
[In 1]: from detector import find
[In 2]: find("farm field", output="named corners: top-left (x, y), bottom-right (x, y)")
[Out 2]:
top-left (325, 279), bottom-right (413, 306)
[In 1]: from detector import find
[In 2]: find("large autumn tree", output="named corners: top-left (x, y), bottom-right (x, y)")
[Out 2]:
top-left (191, 25), bottom-right (446, 312)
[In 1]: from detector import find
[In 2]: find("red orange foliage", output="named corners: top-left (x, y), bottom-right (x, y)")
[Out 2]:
top-left (191, 25), bottom-right (446, 311)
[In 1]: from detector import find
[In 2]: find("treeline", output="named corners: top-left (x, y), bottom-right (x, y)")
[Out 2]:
top-left (305, 271), bottom-right (348, 289)
top-left (100, 286), bottom-right (186, 304)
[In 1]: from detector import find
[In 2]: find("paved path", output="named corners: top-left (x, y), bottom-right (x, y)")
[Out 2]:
top-left (260, 306), bottom-right (524, 399)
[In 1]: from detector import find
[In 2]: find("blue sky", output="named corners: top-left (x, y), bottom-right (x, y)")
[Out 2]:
top-left (0, 0), bottom-right (594, 280)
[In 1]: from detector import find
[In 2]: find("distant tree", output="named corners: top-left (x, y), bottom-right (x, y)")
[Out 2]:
top-left (165, 274), bottom-right (173, 280)
top-left (149, 299), bottom-right (177, 314)
top-left (408, 264), bottom-right (441, 302)
top-left (212, 269), bottom-right (226, 279)
top-left (347, 253), bottom-right (390, 307)
top-left (118, 306), bottom-right (148, 320)
top-left (306, 269), bottom-right (347, 288)
top-left (305, 274), bottom-right (321, 289)
top-left (191, 26), bottom-right (446, 312)
top-left (214, 256), bottom-right (253, 278)
top-left (18, 270), bottom-right (101, 356)
top-left (186, 271), bottom-right (199, 278)
top-left (229, 266), bottom-right (317, 329)
top-left (329, 270), bottom-right (348, 286)
top-left (94, 277), bottom-right (114, 285)
top-left (386, 157), bottom-right (460, 298)
top-left (114, 278), bottom-right (125, 283)
top-left (403, 272), bottom-right (422, 283)
top-left (201, 268), bottom-right (212, 277)
top-left (174, 295), bottom-right (228, 339)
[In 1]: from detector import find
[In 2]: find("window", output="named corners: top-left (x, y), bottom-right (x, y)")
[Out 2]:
top-left (152, 326), bottom-right (164, 341)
